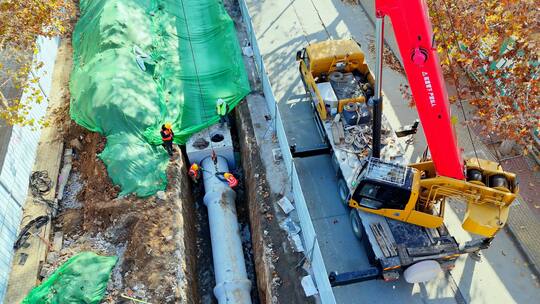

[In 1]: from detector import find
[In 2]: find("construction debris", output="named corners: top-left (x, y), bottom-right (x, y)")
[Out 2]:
top-left (276, 196), bottom-right (295, 214)
top-left (289, 234), bottom-right (305, 253)
top-left (279, 218), bottom-right (301, 235)
top-left (56, 149), bottom-right (73, 201)
top-left (301, 275), bottom-right (319, 297)
top-left (52, 232), bottom-right (63, 252)
top-left (69, 138), bottom-right (83, 151)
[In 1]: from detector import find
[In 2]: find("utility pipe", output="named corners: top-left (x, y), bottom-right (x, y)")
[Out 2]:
top-left (372, 16), bottom-right (385, 158)
top-left (201, 155), bottom-right (252, 304)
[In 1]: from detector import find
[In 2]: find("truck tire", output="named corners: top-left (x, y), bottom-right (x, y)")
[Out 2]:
top-left (350, 209), bottom-right (363, 240)
top-left (337, 178), bottom-right (349, 206)
top-left (403, 260), bottom-right (442, 283)
top-left (331, 154), bottom-right (340, 174)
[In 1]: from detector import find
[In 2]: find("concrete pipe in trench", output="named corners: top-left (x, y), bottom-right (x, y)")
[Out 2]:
top-left (201, 155), bottom-right (252, 304)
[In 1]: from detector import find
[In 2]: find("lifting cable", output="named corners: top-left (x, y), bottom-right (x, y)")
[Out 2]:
top-left (434, 0), bottom-right (483, 168)
top-left (178, 0), bottom-right (216, 156)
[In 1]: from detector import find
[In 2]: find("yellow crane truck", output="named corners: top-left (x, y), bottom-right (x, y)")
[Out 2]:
top-left (296, 37), bottom-right (518, 285)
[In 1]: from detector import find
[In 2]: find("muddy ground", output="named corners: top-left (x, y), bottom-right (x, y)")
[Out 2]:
top-left (39, 34), bottom-right (197, 303)
top-left (43, 123), bottom-right (197, 303)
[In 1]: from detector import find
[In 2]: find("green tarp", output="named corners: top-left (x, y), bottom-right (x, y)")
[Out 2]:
top-left (70, 0), bottom-right (250, 196)
top-left (22, 252), bottom-right (117, 304)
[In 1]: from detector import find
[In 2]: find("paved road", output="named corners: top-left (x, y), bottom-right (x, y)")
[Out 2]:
top-left (243, 0), bottom-right (540, 302)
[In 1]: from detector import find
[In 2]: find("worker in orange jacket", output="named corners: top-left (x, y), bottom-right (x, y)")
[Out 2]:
top-left (223, 172), bottom-right (238, 188)
top-left (160, 123), bottom-right (174, 157)
top-left (188, 163), bottom-right (201, 183)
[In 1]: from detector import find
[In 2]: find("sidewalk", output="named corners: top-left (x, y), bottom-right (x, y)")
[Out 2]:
top-left (357, 0), bottom-right (540, 277)
top-left (457, 116), bottom-right (540, 278)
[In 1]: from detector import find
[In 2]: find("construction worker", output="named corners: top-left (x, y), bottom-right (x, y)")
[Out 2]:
top-left (188, 163), bottom-right (201, 183)
top-left (216, 98), bottom-right (230, 128)
top-left (223, 172), bottom-right (238, 188)
top-left (160, 123), bottom-right (174, 157)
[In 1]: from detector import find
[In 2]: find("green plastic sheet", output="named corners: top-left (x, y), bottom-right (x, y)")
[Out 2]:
top-left (69, 0), bottom-right (250, 196)
top-left (22, 252), bottom-right (117, 304)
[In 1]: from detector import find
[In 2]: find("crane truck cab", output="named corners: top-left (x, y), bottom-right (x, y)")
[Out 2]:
top-left (347, 158), bottom-right (445, 229)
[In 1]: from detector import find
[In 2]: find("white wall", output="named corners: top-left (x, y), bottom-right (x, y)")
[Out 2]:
top-left (0, 36), bottom-right (60, 302)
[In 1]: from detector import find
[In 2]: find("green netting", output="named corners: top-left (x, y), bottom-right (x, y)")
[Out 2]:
top-left (22, 252), bottom-right (117, 304)
top-left (69, 0), bottom-right (250, 196)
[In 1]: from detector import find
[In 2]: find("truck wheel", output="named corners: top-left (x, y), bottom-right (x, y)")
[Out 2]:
top-left (350, 209), bottom-right (363, 240)
top-left (337, 178), bottom-right (349, 206)
top-left (403, 260), bottom-right (442, 284)
top-left (331, 154), bottom-right (340, 174)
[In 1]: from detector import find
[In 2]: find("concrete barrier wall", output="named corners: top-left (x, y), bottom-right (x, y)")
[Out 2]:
top-left (0, 36), bottom-right (60, 302)
top-left (238, 2), bottom-right (336, 303)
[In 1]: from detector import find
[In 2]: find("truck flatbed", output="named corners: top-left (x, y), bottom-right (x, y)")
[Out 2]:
top-left (316, 97), bottom-right (461, 280)
top-left (296, 39), bottom-right (495, 285)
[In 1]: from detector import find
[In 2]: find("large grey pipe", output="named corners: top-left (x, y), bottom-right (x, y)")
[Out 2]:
top-left (201, 155), bottom-right (252, 304)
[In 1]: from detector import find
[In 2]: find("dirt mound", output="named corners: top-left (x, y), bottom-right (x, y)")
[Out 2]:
top-left (49, 157), bottom-right (186, 303)
top-left (37, 2), bottom-right (195, 302)
top-left (61, 125), bottom-right (119, 203)
top-left (47, 116), bottom-right (189, 303)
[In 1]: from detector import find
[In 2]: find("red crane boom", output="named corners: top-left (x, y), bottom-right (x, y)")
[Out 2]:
top-left (375, 0), bottom-right (465, 180)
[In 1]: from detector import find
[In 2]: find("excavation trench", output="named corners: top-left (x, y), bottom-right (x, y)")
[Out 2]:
top-left (191, 98), bottom-right (309, 303)
top-left (190, 116), bottom-right (260, 303)
top-left (53, 114), bottom-right (260, 304)
top-left (42, 1), bottom-right (305, 303)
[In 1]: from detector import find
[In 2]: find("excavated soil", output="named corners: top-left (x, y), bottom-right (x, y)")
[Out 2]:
top-left (43, 33), bottom-right (197, 304)
top-left (47, 120), bottom-right (196, 303)
top-left (235, 101), bottom-right (313, 304)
